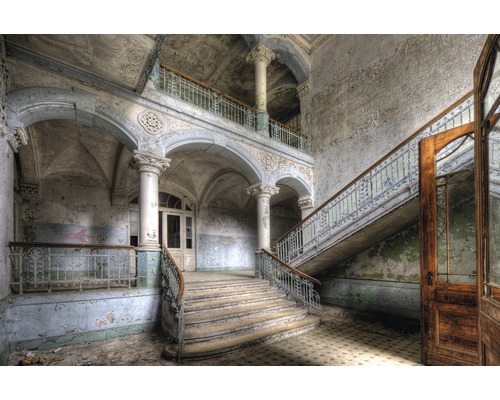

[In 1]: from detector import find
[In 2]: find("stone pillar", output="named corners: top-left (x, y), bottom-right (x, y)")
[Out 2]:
top-left (246, 44), bottom-right (276, 133)
top-left (130, 151), bottom-right (170, 287)
top-left (247, 184), bottom-right (280, 250)
top-left (298, 196), bottom-right (314, 219)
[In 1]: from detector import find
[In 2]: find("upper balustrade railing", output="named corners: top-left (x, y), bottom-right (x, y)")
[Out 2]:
top-left (158, 64), bottom-right (309, 152)
top-left (274, 92), bottom-right (476, 264)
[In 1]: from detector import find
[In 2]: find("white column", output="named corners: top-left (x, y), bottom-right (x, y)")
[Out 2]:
top-left (247, 184), bottom-right (280, 250)
top-left (130, 151), bottom-right (170, 250)
top-left (246, 44), bottom-right (276, 131)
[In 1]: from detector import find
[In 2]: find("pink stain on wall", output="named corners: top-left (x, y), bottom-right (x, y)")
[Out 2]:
top-left (65, 229), bottom-right (97, 243)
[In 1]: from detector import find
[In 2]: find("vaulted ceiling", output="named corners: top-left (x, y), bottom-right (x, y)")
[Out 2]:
top-left (5, 34), bottom-right (328, 216)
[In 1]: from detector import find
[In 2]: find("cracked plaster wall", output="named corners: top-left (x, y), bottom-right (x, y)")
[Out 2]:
top-left (21, 183), bottom-right (129, 245)
top-left (306, 34), bottom-right (486, 205)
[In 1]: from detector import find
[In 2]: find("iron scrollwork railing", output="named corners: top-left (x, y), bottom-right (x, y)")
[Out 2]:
top-left (8, 242), bottom-right (137, 294)
top-left (160, 245), bottom-right (185, 361)
top-left (274, 93), bottom-right (475, 264)
top-left (157, 64), bottom-right (308, 152)
top-left (257, 249), bottom-right (321, 313)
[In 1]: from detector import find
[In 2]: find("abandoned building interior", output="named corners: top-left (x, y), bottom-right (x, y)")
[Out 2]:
top-left (1, 16), bottom-right (499, 391)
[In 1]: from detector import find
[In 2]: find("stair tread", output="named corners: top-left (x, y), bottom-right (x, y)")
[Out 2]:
top-left (184, 291), bottom-right (287, 310)
top-left (184, 308), bottom-right (307, 339)
top-left (185, 298), bottom-right (297, 323)
top-left (173, 315), bottom-right (321, 358)
top-left (184, 284), bottom-right (276, 299)
top-left (186, 278), bottom-right (268, 290)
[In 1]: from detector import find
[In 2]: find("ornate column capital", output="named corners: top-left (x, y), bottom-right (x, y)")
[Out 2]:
top-left (247, 183), bottom-right (280, 199)
top-left (297, 81), bottom-right (311, 98)
top-left (246, 44), bottom-right (276, 67)
top-left (8, 126), bottom-right (29, 152)
top-left (130, 150), bottom-right (170, 175)
top-left (297, 196), bottom-right (313, 209)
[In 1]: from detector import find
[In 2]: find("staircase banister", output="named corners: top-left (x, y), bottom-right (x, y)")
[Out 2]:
top-left (162, 244), bottom-right (185, 303)
top-left (273, 90), bottom-right (474, 247)
top-left (260, 248), bottom-right (321, 285)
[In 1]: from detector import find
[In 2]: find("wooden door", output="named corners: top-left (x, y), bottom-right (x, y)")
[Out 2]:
top-left (474, 34), bottom-right (500, 366)
top-left (419, 122), bottom-right (478, 365)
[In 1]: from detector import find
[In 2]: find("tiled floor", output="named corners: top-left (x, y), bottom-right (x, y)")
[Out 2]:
top-left (6, 303), bottom-right (422, 367)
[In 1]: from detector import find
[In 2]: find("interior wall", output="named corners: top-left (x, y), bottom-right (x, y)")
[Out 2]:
top-left (306, 34), bottom-right (487, 205)
top-left (197, 204), bottom-right (257, 271)
top-left (21, 182), bottom-right (129, 245)
top-left (317, 224), bottom-right (421, 319)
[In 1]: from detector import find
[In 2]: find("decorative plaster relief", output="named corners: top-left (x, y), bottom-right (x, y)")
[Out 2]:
top-left (138, 110), bottom-right (165, 135)
top-left (261, 154), bottom-right (278, 172)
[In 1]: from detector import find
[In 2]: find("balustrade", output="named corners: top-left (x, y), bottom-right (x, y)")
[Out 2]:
top-left (275, 94), bottom-right (476, 263)
top-left (9, 242), bottom-right (136, 294)
top-left (158, 65), bottom-right (308, 151)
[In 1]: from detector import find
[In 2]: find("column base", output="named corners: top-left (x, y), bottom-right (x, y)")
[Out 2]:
top-left (136, 249), bottom-right (161, 287)
top-left (256, 111), bottom-right (270, 135)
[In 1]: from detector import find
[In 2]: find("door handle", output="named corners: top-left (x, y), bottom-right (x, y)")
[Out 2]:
top-left (427, 272), bottom-right (433, 286)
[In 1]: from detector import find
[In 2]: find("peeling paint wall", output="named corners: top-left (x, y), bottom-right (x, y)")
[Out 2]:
top-left (317, 224), bottom-right (421, 319)
top-left (5, 288), bottom-right (160, 354)
top-left (197, 205), bottom-right (257, 270)
top-left (306, 34), bottom-right (486, 205)
top-left (21, 183), bottom-right (129, 245)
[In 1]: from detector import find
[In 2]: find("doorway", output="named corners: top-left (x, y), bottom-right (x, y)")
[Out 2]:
top-left (159, 192), bottom-right (195, 271)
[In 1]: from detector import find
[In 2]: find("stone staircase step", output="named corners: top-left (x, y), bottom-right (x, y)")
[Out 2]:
top-left (184, 308), bottom-right (308, 341)
top-left (163, 314), bottom-right (321, 360)
top-left (184, 291), bottom-right (287, 313)
top-left (184, 298), bottom-right (297, 326)
top-left (162, 276), bottom-right (321, 361)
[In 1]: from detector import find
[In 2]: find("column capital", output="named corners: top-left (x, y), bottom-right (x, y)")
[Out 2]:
top-left (130, 150), bottom-right (170, 175)
top-left (7, 126), bottom-right (29, 152)
top-left (247, 184), bottom-right (280, 199)
top-left (246, 44), bottom-right (276, 67)
top-left (297, 81), bottom-right (311, 98)
top-left (297, 196), bottom-right (313, 210)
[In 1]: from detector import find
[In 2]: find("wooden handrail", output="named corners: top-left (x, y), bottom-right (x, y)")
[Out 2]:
top-left (162, 244), bottom-right (185, 303)
top-left (160, 64), bottom-right (308, 139)
top-left (273, 90), bottom-right (474, 246)
top-left (8, 241), bottom-right (135, 250)
top-left (260, 248), bottom-right (321, 285)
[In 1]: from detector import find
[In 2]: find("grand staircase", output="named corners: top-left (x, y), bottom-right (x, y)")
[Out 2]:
top-left (162, 277), bottom-right (321, 360)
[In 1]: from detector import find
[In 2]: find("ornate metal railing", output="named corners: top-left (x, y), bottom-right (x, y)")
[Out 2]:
top-left (8, 242), bottom-right (137, 294)
top-left (157, 64), bottom-right (308, 151)
top-left (160, 244), bottom-right (185, 361)
top-left (256, 249), bottom-right (321, 313)
top-left (274, 92), bottom-right (475, 263)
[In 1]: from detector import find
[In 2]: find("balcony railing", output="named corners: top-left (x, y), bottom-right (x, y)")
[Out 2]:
top-left (9, 242), bottom-right (137, 294)
top-left (157, 64), bottom-right (308, 152)
top-left (274, 92), bottom-right (475, 264)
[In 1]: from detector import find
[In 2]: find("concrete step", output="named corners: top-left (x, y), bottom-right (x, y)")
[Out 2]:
top-left (162, 276), bottom-right (321, 361)
top-left (184, 297), bottom-right (297, 326)
top-left (163, 314), bottom-right (321, 360)
top-left (184, 307), bottom-right (308, 342)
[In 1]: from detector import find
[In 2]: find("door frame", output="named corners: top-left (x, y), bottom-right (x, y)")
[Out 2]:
top-left (419, 122), bottom-right (477, 365)
top-left (474, 34), bottom-right (500, 366)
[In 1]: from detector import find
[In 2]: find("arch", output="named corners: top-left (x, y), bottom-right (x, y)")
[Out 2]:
top-left (242, 34), bottom-right (310, 84)
top-left (161, 129), bottom-right (266, 186)
top-left (273, 167), bottom-right (314, 201)
top-left (6, 87), bottom-right (141, 151)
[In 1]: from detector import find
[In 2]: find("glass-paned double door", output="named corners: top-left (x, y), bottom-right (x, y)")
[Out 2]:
top-left (160, 212), bottom-right (195, 271)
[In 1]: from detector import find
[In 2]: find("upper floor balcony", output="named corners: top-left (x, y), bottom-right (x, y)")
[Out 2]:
top-left (152, 64), bottom-right (309, 153)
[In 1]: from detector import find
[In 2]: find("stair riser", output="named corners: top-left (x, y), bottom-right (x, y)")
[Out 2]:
top-left (184, 294), bottom-right (288, 313)
top-left (184, 287), bottom-right (277, 302)
top-left (183, 312), bottom-right (308, 343)
top-left (185, 304), bottom-right (298, 327)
